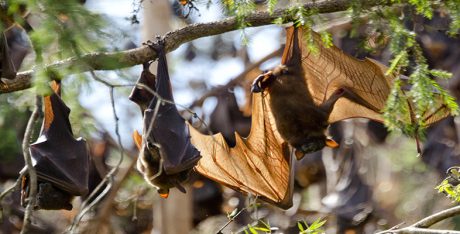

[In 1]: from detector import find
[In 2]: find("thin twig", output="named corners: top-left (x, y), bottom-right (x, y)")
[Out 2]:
top-left (69, 72), bottom-right (126, 232)
top-left (21, 96), bottom-right (42, 234)
top-left (0, 170), bottom-right (26, 219)
top-left (88, 157), bottom-right (137, 232)
top-left (376, 205), bottom-right (460, 234)
top-left (216, 207), bottom-right (247, 234)
top-left (0, 171), bottom-right (25, 202)
top-left (188, 47), bottom-right (283, 109)
top-left (0, 0), bottom-right (394, 94)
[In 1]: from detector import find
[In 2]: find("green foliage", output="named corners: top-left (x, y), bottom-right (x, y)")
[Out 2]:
top-left (436, 167), bottom-right (460, 202)
top-left (381, 6), bottom-right (459, 137)
top-left (445, 0), bottom-right (460, 36)
top-left (222, 0), bottom-right (255, 29)
top-left (297, 217), bottom-right (327, 234)
top-left (349, 0), bottom-right (364, 37)
top-left (267, 0), bottom-right (277, 14)
top-left (243, 220), bottom-right (274, 234)
top-left (408, 0), bottom-right (433, 19)
top-left (280, 6), bottom-right (334, 53)
top-left (319, 31), bottom-right (333, 48)
top-left (221, 0), bottom-right (256, 44)
top-left (9, 0), bottom-right (107, 94)
top-left (0, 97), bottom-right (29, 161)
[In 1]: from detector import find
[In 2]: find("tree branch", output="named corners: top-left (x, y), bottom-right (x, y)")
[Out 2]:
top-left (21, 96), bottom-right (42, 234)
top-left (377, 205), bottom-right (460, 234)
top-left (0, 0), bottom-right (392, 94)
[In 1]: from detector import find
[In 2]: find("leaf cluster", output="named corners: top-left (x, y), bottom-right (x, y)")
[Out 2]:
top-left (297, 217), bottom-right (327, 234)
top-left (437, 167), bottom-right (460, 203)
top-left (381, 3), bottom-right (459, 136)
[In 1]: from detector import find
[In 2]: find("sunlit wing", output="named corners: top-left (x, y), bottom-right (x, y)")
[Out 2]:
top-left (189, 92), bottom-right (294, 209)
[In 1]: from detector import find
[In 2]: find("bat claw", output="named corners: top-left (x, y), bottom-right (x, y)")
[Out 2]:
top-left (144, 37), bottom-right (166, 56)
top-left (251, 74), bottom-right (265, 93)
top-left (175, 182), bottom-right (187, 193)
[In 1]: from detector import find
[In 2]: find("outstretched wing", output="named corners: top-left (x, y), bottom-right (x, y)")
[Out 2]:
top-left (189, 91), bottom-right (294, 209)
top-left (287, 26), bottom-right (450, 124)
top-left (283, 26), bottom-right (392, 123)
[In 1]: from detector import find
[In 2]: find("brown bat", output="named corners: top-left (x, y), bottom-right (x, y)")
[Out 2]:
top-left (21, 81), bottom-right (89, 210)
top-left (252, 26), bottom-right (449, 158)
top-left (130, 41), bottom-right (201, 198)
top-left (189, 26), bottom-right (450, 209)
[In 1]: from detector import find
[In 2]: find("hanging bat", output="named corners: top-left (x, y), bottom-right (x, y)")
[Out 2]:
top-left (130, 41), bottom-right (201, 198)
top-left (0, 30), bottom-right (17, 79)
top-left (21, 81), bottom-right (89, 210)
top-left (251, 26), bottom-right (450, 159)
top-left (189, 25), bottom-right (450, 209)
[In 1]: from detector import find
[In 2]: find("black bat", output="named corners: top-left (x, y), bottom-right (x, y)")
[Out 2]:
top-left (21, 81), bottom-right (89, 210)
top-left (130, 40), bottom-right (201, 198)
top-left (0, 30), bottom-right (16, 79)
top-left (0, 22), bottom-right (31, 81)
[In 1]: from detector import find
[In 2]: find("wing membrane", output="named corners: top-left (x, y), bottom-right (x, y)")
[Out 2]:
top-left (189, 92), bottom-right (293, 209)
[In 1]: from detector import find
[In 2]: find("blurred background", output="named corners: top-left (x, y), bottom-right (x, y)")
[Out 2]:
top-left (1, 0), bottom-right (460, 233)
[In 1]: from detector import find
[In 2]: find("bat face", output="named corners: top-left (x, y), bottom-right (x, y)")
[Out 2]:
top-left (130, 43), bottom-right (201, 198)
top-left (21, 82), bottom-right (89, 210)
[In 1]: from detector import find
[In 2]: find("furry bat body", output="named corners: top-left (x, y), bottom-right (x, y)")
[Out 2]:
top-left (252, 26), bottom-right (449, 159)
top-left (190, 26), bottom-right (450, 209)
top-left (21, 81), bottom-right (89, 210)
top-left (130, 42), bottom-right (201, 198)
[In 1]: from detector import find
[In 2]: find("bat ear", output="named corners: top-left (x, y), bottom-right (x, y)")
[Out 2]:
top-left (132, 130), bottom-right (143, 150)
top-left (325, 138), bottom-right (339, 148)
top-left (158, 189), bottom-right (169, 198)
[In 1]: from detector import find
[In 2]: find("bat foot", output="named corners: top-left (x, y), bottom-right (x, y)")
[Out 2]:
top-left (251, 75), bottom-right (263, 93)
top-left (145, 37), bottom-right (166, 56)
top-left (251, 71), bottom-right (274, 93)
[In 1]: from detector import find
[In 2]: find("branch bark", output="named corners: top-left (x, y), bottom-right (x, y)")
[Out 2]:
top-left (0, 0), bottom-right (392, 94)
top-left (377, 205), bottom-right (460, 234)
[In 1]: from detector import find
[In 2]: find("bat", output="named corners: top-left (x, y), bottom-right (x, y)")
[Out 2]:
top-left (251, 26), bottom-right (450, 159)
top-left (130, 41), bottom-right (201, 198)
top-left (189, 25), bottom-right (450, 209)
top-left (0, 30), bottom-right (16, 80)
top-left (1, 10), bottom-right (32, 81)
top-left (21, 81), bottom-right (89, 210)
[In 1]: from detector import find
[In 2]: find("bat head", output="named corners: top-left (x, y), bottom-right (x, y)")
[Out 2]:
top-left (133, 130), bottom-right (190, 198)
top-left (294, 136), bottom-right (339, 160)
